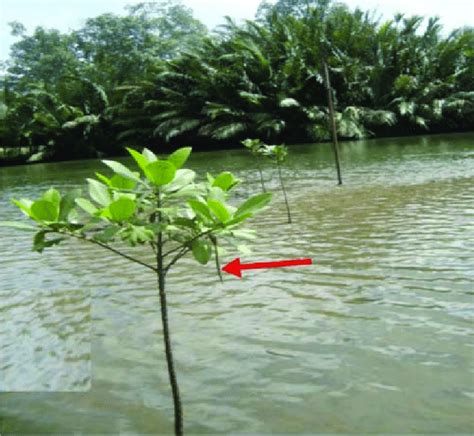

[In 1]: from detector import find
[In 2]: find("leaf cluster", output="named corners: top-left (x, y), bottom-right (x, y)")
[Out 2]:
top-left (2, 147), bottom-right (272, 270)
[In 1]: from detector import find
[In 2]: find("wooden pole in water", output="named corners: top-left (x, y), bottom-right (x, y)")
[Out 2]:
top-left (323, 61), bottom-right (343, 185)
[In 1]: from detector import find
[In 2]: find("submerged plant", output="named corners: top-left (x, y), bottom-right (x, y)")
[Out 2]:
top-left (0, 147), bottom-right (272, 436)
top-left (242, 139), bottom-right (292, 224)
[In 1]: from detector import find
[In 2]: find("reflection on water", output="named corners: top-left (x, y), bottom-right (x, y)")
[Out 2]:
top-left (1, 133), bottom-right (473, 433)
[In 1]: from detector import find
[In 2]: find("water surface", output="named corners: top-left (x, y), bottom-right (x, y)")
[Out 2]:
top-left (1, 133), bottom-right (473, 434)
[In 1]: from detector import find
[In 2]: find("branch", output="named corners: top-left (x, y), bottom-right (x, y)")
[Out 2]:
top-left (162, 228), bottom-right (217, 259)
top-left (164, 247), bottom-right (190, 274)
top-left (61, 231), bottom-right (158, 273)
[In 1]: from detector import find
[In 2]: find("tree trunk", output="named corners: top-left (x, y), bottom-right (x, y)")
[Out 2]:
top-left (277, 163), bottom-right (292, 224)
top-left (256, 159), bottom-right (266, 193)
top-left (323, 61), bottom-right (343, 186)
top-left (157, 194), bottom-right (183, 436)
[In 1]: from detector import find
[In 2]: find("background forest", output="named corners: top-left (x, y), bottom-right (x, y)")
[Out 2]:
top-left (0, 0), bottom-right (473, 163)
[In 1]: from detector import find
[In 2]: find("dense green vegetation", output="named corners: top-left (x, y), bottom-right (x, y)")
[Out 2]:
top-left (1, 0), bottom-right (473, 163)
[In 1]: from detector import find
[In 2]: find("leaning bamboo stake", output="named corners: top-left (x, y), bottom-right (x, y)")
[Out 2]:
top-left (323, 61), bottom-right (343, 185)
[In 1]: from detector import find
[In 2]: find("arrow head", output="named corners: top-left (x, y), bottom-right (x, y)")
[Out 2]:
top-left (222, 257), bottom-right (242, 278)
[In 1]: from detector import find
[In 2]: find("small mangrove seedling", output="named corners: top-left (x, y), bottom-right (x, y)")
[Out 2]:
top-left (264, 144), bottom-right (292, 224)
top-left (242, 139), bottom-right (292, 224)
top-left (0, 146), bottom-right (272, 436)
top-left (241, 138), bottom-right (267, 192)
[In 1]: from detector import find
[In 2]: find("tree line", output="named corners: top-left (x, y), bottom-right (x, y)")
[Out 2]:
top-left (0, 0), bottom-right (473, 163)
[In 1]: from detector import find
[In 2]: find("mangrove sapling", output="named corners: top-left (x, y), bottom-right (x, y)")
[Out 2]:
top-left (242, 138), bottom-right (267, 192)
top-left (264, 145), bottom-right (292, 224)
top-left (1, 147), bottom-right (272, 436)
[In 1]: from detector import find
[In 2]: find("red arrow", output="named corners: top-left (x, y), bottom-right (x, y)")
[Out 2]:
top-left (222, 257), bottom-right (313, 278)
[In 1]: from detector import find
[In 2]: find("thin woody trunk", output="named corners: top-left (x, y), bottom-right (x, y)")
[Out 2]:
top-left (277, 163), bottom-right (292, 224)
top-left (256, 159), bottom-right (266, 193)
top-left (323, 61), bottom-right (343, 186)
top-left (157, 193), bottom-right (183, 436)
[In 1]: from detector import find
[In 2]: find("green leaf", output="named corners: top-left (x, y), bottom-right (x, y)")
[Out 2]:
top-left (95, 172), bottom-right (111, 186)
top-left (121, 225), bottom-right (155, 245)
top-left (59, 189), bottom-right (81, 221)
top-left (127, 147), bottom-right (149, 172)
top-left (224, 212), bottom-right (253, 227)
top-left (142, 148), bottom-right (157, 163)
top-left (163, 169), bottom-right (196, 193)
top-left (11, 198), bottom-right (33, 217)
top-left (108, 197), bottom-right (136, 222)
top-left (75, 198), bottom-right (98, 215)
top-left (168, 184), bottom-right (204, 198)
top-left (144, 160), bottom-right (176, 186)
top-left (110, 174), bottom-right (136, 190)
top-left (168, 147), bottom-right (191, 169)
top-left (93, 225), bottom-right (121, 243)
top-left (42, 188), bottom-right (61, 208)
top-left (102, 160), bottom-right (141, 183)
top-left (235, 193), bottom-right (272, 217)
top-left (33, 231), bottom-right (65, 253)
top-left (0, 221), bottom-right (37, 231)
top-left (87, 179), bottom-right (111, 206)
top-left (212, 171), bottom-right (239, 191)
top-left (207, 199), bottom-right (231, 223)
top-left (188, 200), bottom-right (213, 221)
top-left (191, 239), bottom-right (212, 264)
top-left (173, 217), bottom-right (196, 229)
top-left (31, 200), bottom-right (59, 222)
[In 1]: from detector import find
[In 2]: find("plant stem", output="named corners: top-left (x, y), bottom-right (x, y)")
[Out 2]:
top-left (213, 238), bottom-right (223, 283)
top-left (157, 192), bottom-right (183, 436)
top-left (277, 162), bottom-right (292, 224)
top-left (256, 158), bottom-right (266, 193)
top-left (62, 231), bottom-right (158, 273)
top-left (323, 61), bottom-right (343, 186)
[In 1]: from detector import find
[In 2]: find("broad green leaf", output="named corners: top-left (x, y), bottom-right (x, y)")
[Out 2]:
top-left (59, 189), bottom-right (81, 221)
top-left (163, 169), bottom-right (196, 193)
top-left (127, 147), bottom-right (149, 172)
top-left (12, 199), bottom-right (33, 217)
top-left (76, 198), bottom-right (98, 215)
top-left (207, 199), bottom-right (231, 223)
top-left (142, 148), bottom-right (157, 163)
top-left (188, 200), bottom-right (213, 221)
top-left (145, 160), bottom-right (176, 186)
top-left (110, 174), bottom-right (136, 190)
top-left (31, 200), bottom-right (59, 222)
top-left (108, 197), bottom-right (136, 222)
top-left (168, 184), bottom-right (204, 198)
top-left (212, 171), bottom-right (238, 191)
top-left (121, 225), bottom-right (155, 245)
top-left (208, 186), bottom-right (227, 203)
top-left (224, 212), bottom-right (253, 227)
top-left (168, 147), bottom-right (191, 169)
top-left (87, 179), bottom-right (111, 206)
top-left (206, 173), bottom-right (215, 184)
top-left (102, 160), bottom-right (141, 183)
top-left (93, 225), bottom-right (121, 243)
top-left (235, 193), bottom-right (272, 217)
top-left (43, 188), bottom-right (61, 208)
top-left (95, 172), bottom-right (111, 186)
top-left (173, 217), bottom-right (196, 229)
top-left (0, 221), bottom-right (37, 231)
top-left (33, 231), bottom-right (65, 253)
top-left (191, 239), bottom-right (212, 264)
